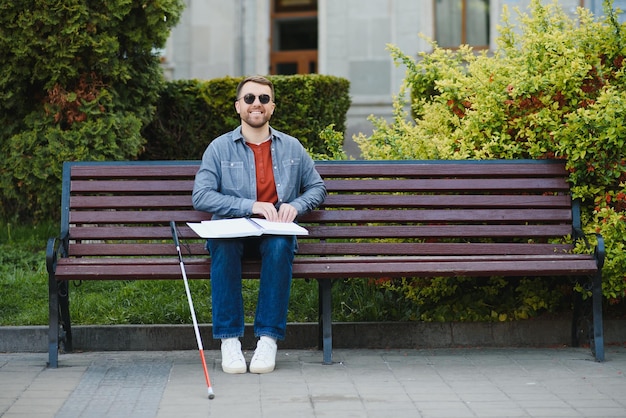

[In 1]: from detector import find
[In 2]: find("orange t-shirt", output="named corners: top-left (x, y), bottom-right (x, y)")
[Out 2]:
top-left (246, 139), bottom-right (278, 204)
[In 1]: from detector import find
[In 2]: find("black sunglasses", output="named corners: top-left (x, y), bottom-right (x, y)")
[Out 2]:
top-left (238, 93), bottom-right (271, 105)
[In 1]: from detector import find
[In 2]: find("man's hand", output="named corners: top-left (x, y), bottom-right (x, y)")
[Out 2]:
top-left (252, 202), bottom-right (279, 221)
top-left (252, 202), bottom-right (297, 223)
top-left (277, 203), bottom-right (297, 223)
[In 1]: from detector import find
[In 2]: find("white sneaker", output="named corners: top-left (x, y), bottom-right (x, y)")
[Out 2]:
top-left (220, 338), bottom-right (247, 374)
top-left (249, 336), bottom-right (277, 374)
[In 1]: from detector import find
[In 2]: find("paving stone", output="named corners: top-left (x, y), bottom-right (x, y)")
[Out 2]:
top-left (0, 346), bottom-right (625, 417)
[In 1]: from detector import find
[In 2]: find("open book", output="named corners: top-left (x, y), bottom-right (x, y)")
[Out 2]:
top-left (187, 218), bottom-right (309, 239)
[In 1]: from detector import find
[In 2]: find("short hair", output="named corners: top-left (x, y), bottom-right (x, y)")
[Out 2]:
top-left (236, 75), bottom-right (275, 101)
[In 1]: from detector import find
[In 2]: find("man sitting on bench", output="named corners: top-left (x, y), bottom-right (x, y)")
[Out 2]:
top-left (192, 75), bottom-right (327, 374)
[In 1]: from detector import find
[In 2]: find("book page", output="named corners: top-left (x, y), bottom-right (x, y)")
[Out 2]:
top-left (187, 218), bottom-right (263, 238)
top-left (249, 218), bottom-right (309, 236)
top-left (187, 218), bottom-right (308, 238)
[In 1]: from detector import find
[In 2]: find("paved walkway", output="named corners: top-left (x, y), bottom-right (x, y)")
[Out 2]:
top-left (1, 346), bottom-right (625, 418)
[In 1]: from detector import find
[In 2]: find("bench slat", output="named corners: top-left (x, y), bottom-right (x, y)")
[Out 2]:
top-left (68, 208), bottom-right (572, 224)
top-left (71, 164), bottom-right (199, 179)
top-left (67, 242), bottom-right (576, 257)
top-left (320, 194), bottom-right (572, 208)
top-left (70, 178), bottom-right (569, 193)
top-left (302, 209), bottom-right (572, 223)
top-left (70, 195), bottom-right (196, 209)
top-left (71, 180), bottom-right (194, 193)
top-left (68, 161), bottom-right (568, 179)
top-left (68, 242), bottom-right (575, 257)
top-left (69, 210), bottom-right (209, 224)
top-left (58, 253), bottom-right (594, 265)
top-left (54, 256), bottom-right (597, 280)
top-left (323, 178), bottom-right (570, 192)
top-left (69, 243), bottom-right (205, 257)
top-left (314, 161), bottom-right (569, 177)
top-left (307, 224), bottom-right (573, 238)
top-left (295, 242), bottom-right (575, 256)
top-left (68, 194), bottom-right (572, 210)
top-left (65, 224), bottom-right (573, 240)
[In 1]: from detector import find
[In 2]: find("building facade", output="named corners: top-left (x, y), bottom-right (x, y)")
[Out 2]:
top-left (161, 0), bottom-right (621, 156)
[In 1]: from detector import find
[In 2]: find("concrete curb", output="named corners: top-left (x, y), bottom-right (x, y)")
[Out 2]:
top-left (2, 320), bottom-right (625, 353)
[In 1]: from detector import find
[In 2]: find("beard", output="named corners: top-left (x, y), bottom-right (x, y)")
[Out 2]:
top-left (240, 108), bottom-right (272, 129)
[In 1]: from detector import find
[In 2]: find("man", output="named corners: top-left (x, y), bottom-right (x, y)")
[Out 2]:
top-left (192, 76), bottom-right (327, 374)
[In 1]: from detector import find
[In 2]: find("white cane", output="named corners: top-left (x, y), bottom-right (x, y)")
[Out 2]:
top-left (170, 221), bottom-right (215, 399)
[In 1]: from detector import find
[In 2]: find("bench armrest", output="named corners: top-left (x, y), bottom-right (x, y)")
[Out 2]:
top-left (593, 233), bottom-right (605, 269)
top-left (46, 235), bottom-right (68, 277)
top-left (573, 226), bottom-right (605, 270)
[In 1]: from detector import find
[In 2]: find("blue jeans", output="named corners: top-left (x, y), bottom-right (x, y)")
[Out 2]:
top-left (206, 235), bottom-right (296, 341)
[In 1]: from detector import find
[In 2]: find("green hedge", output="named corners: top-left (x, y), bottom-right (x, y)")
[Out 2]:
top-left (141, 75), bottom-right (351, 160)
top-left (0, 74), bottom-right (349, 222)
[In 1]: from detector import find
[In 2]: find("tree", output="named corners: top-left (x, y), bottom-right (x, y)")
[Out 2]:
top-left (0, 0), bottom-right (184, 220)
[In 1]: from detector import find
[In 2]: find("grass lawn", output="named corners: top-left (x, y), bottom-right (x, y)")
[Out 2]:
top-left (0, 221), bottom-right (402, 326)
top-left (7, 221), bottom-right (603, 326)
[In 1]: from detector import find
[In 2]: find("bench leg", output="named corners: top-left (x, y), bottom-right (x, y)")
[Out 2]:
top-left (571, 287), bottom-right (584, 347)
top-left (591, 271), bottom-right (604, 362)
top-left (48, 279), bottom-right (73, 368)
top-left (48, 276), bottom-right (59, 368)
top-left (317, 279), bottom-right (333, 365)
top-left (58, 280), bottom-right (73, 353)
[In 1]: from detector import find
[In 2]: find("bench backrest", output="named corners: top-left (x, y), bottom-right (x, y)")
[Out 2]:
top-left (60, 160), bottom-right (577, 260)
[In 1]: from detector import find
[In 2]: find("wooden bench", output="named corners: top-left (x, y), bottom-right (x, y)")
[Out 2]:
top-left (46, 159), bottom-right (606, 368)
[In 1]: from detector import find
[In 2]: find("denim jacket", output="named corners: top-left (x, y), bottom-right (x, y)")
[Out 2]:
top-left (192, 126), bottom-right (327, 219)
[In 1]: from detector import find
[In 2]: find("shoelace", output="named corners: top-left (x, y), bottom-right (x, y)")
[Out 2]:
top-left (254, 340), bottom-right (275, 361)
top-left (223, 341), bottom-right (244, 362)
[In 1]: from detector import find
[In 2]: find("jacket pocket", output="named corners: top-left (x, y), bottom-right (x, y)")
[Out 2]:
top-left (281, 157), bottom-right (301, 191)
top-left (221, 161), bottom-right (244, 191)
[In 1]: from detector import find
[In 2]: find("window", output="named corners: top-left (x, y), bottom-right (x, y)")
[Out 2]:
top-left (270, 0), bottom-right (318, 75)
top-left (435, 0), bottom-right (490, 49)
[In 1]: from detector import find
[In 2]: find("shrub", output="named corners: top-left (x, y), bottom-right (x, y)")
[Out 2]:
top-left (0, 0), bottom-right (184, 221)
top-left (356, 0), bottom-right (626, 318)
top-left (139, 79), bottom-right (224, 161)
top-left (3, 83), bottom-right (146, 220)
top-left (269, 74), bottom-right (351, 156)
top-left (141, 75), bottom-right (351, 160)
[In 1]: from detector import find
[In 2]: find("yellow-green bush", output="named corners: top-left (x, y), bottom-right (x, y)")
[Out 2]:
top-left (356, 0), bottom-right (626, 317)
